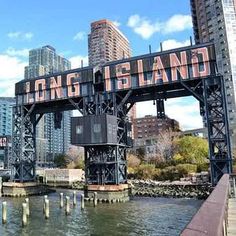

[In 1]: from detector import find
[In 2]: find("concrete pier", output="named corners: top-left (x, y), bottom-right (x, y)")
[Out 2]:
top-left (2, 182), bottom-right (52, 197)
top-left (84, 184), bottom-right (130, 203)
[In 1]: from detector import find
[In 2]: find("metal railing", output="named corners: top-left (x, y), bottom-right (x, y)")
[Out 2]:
top-left (181, 174), bottom-right (230, 236)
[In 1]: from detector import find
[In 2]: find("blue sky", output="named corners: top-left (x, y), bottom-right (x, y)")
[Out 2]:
top-left (0, 0), bottom-right (201, 130)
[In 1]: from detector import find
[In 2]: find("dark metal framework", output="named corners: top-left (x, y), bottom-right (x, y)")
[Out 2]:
top-left (73, 92), bottom-right (132, 185)
top-left (11, 43), bottom-right (232, 185)
top-left (0, 135), bottom-right (12, 169)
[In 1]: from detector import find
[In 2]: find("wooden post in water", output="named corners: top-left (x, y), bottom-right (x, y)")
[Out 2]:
top-left (0, 177), bottom-right (2, 197)
top-left (45, 199), bottom-right (49, 219)
top-left (60, 193), bottom-right (64, 208)
top-left (229, 179), bottom-right (232, 197)
top-left (25, 198), bottom-right (30, 217)
top-left (81, 194), bottom-right (84, 210)
top-left (73, 191), bottom-right (77, 206)
top-left (22, 203), bottom-right (27, 227)
top-left (93, 192), bottom-right (97, 207)
top-left (65, 196), bottom-right (70, 215)
top-left (2, 201), bottom-right (7, 224)
top-left (53, 174), bottom-right (56, 187)
top-left (43, 195), bottom-right (48, 214)
top-left (233, 177), bottom-right (236, 198)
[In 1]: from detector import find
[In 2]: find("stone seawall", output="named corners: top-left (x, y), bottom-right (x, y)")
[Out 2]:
top-left (130, 180), bottom-right (212, 199)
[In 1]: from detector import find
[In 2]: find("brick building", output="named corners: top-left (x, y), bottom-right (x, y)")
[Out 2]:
top-left (132, 115), bottom-right (180, 159)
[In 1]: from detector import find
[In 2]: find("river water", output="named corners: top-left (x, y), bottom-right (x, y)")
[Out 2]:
top-left (0, 189), bottom-right (202, 236)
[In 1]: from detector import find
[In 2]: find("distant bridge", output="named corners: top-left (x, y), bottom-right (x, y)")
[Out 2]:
top-left (182, 128), bottom-right (207, 137)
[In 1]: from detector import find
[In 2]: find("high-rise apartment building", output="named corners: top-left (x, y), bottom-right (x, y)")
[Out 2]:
top-left (24, 45), bottom-right (72, 167)
top-left (0, 97), bottom-right (15, 167)
top-left (190, 0), bottom-right (236, 150)
top-left (25, 45), bottom-right (71, 79)
top-left (0, 97), bottom-right (15, 136)
top-left (88, 19), bottom-right (136, 121)
top-left (88, 19), bottom-right (131, 67)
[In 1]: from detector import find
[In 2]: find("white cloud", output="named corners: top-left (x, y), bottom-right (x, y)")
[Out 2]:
top-left (73, 32), bottom-right (86, 41)
top-left (127, 14), bottom-right (192, 39)
top-left (164, 15), bottom-right (192, 34)
top-left (127, 15), bottom-right (160, 39)
top-left (5, 47), bottom-right (30, 57)
top-left (7, 31), bottom-right (34, 41)
top-left (160, 39), bottom-right (190, 51)
top-left (0, 54), bottom-right (27, 96)
top-left (112, 20), bottom-right (121, 27)
top-left (136, 98), bottom-right (202, 130)
top-left (69, 55), bottom-right (88, 69)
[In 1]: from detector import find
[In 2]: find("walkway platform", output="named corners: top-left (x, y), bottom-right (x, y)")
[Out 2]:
top-left (228, 198), bottom-right (236, 236)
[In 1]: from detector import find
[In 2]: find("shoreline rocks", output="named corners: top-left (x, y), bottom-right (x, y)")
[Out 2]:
top-left (69, 179), bottom-right (212, 200)
top-left (129, 179), bottom-right (212, 199)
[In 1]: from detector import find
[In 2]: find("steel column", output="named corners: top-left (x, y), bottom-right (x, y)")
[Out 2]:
top-left (203, 76), bottom-right (232, 185)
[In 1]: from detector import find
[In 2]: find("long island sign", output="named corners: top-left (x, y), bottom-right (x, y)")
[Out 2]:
top-left (15, 43), bottom-right (216, 105)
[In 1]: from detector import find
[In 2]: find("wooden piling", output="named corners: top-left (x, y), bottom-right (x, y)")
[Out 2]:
top-left (0, 177), bottom-right (2, 197)
top-left (25, 198), bottom-right (30, 217)
top-left (81, 194), bottom-right (84, 210)
top-left (93, 192), bottom-right (97, 207)
top-left (45, 199), bottom-right (49, 219)
top-left (233, 177), bottom-right (236, 198)
top-left (2, 201), bottom-right (7, 224)
top-left (73, 191), bottom-right (77, 206)
top-left (43, 195), bottom-right (48, 214)
top-left (60, 193), bottom-right (64, 208)
top-left (65, 196), bottom-right (70, 215)
top-left (22, 203), bottom-right (27, 227)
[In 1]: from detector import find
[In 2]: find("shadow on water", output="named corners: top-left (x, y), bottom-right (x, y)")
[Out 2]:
top-left (0, 189), bottom-right (202, 236)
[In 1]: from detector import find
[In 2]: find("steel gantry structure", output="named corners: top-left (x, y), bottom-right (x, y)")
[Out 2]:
top-left (11, 42), bottom-right (232, 186)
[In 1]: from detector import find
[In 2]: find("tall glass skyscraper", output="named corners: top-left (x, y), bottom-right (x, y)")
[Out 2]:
top-left (24, 45), bottom-right (72, 167)
top-left (0, 97), bottom-right (15, 166)
top-left (190, 0), bottom-right (236, 151)
top-left (0, 97), bottom-right (15, 136)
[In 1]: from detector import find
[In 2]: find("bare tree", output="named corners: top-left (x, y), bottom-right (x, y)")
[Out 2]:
top-left (66, 145), bottom-right (84, 169)
top-left (154, 130), bottom-right (179, 162)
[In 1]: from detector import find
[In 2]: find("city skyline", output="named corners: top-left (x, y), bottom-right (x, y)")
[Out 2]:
top-left (0, 0), bottom-right (200, 130)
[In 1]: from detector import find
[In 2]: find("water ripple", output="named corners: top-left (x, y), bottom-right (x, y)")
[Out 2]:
top-left (0, 190), bottom-right (202, 236)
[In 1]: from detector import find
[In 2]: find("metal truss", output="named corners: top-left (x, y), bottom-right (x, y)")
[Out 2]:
top-left (203, 76), bottom-right (232, 185)
top-left (4, 144), bottom-right (12, 169)
top-left (11, 105), bottom-right (36, 182)
top-left (179, 76), bottom-right (232, 185)
top-left (79, 91), bottom-right (131, 185)
top-left (11, 75), bottom-right (231, 186)
top-left (85, 145), bottom-right (127, 185)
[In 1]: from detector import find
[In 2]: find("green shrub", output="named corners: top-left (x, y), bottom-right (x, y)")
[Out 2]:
top-left (154, 164), bottom-right (197, 181)
top-left (155, 159), bottom-right (178, 169)
top-left (176, 164), bottom-right (197, 174)
top-left (158, 166), bottom-right (180, 181)
top-left (197, 163), bottom-right (209, 172)
top-left (174, 136), bottom-right (208, 164)
top-left (133, 164), bottom-right (156, 180)
top-left (74, 159), bottom-right (84, 170)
